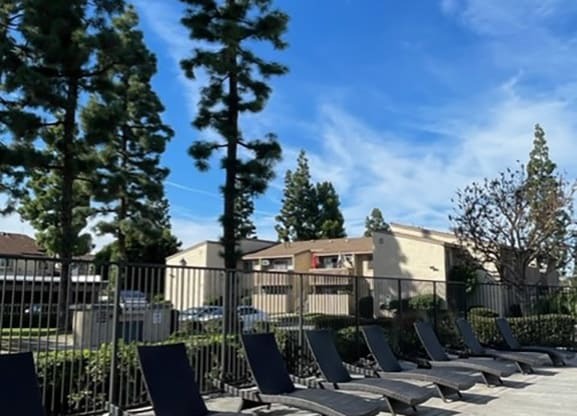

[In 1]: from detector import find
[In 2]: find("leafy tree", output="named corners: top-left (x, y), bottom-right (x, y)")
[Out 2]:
top-left (364, 208), bottom-right (390, 237)
top-left (275, 150), bottom-right (319, 241)
top-left (234, 183), bottom-right (256, 240)
top-left (0, 0), bottom-right (126, 329)
top-left (180, 0), bottom-right (287, 269)
top-left (450, 160), bottom-right (575, 289)
top-left (180, 0), bottom-right (288, 340)
top-left (316, 181), bottom-right (346, 239)
top-left (82, 5), bottom-right (174, 262)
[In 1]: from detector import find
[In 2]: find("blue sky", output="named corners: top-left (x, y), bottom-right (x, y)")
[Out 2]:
top-left (5, 0), bottom-right (577, 250)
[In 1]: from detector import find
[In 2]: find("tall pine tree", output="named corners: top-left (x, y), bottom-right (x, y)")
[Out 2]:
top-left (364, 208), bottom-right (389, 236)
top-left (275, 150), bottom-right (318, 241)
top-left (180, 0), bottom-right (287, 268)
top-left (316, 181), bottom-right (346, 239)
top-left (526, 124), bottom-right (574, 273)
top-left (180, 0), bottom-right (288, 338)
top-left (82, 5), bottom-right (174, 262)
top-left (0, 0), bottom-right (126, 329)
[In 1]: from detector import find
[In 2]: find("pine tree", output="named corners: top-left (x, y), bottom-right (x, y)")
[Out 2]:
top-left (526, 124), bottom-right (574, 273)
top-left (82, 5), bottom-right (174, 262)
top-left (275, 150), bottom-right (319, 241)
top-left (180, 0), bottom-right (288, 339)
top-left (364, 208), bottom-right (390, 237)
top-left (316, 181), bottom-right (346, 239)
top-left (0, 0), bottom-right (127, 329)
top-left (180, 0), bottom-right (287, 270)
top-left (235, 184), bottom-right (257, 240)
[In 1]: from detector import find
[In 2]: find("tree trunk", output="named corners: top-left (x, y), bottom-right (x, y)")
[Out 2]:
top-left (57, 77), bottom-right (79, 332)
top-left (221, 29), bottom-right (239, 380)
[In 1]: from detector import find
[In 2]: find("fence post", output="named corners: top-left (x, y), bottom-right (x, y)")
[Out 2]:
top-left (298, 273), bottom-right (304, 374)
top-left (108, 263), bottom-right (122, 416)
top-left (396, 278), bottom-right (402, 350)
top-left (354, 275), bottom-right (360, 359)
top-left (433, 282), bottom-right (438, 331)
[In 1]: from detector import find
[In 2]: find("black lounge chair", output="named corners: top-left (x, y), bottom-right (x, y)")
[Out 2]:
top-left (304, 329), bottom-right (432, 413)
top-left (361, 325), bottom-right (476, 401)
top-left (241, 332), bottom-right (382, 416)
top-left (137, 343), bottom-right (245, 416)
top-left (456, 318), bottom-right (545, 374)
top-left (495, 317), bottom-right (574, 367)
top-left (414, 321), bottom-right (516, 386)
top-left (0, 352), bottom-right (45, 416)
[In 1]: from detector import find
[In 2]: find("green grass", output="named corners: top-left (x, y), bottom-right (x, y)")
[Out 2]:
top-left (0, 328), bottom-right (58, 337)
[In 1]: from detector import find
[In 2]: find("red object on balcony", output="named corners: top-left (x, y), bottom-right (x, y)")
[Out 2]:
top-left (311, 254), bottom-right (319, 269)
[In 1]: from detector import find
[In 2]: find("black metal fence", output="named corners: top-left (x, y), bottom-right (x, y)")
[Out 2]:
top-left (0, 254), bottom-right (576, 415)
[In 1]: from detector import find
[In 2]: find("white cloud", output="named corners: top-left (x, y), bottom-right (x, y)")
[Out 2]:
top-left (287, 79), bottom-right (577, 237)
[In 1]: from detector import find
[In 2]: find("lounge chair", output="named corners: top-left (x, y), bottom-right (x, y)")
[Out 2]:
top-left (304, 329), bottom-right (433, 413)
top-left (456, 318), bottom-right (546, 374)
top-left (414, 321), bottom-right (516, 386)
top-left (0, 352), bottom-right (45, 416)
top-left (361, 325), bottom-right (476, 401)
top-left (137, 343), bottom-right (246, 416)
top-left (495, 317), bottom-right (574, 367)
top-left (241, 332), bottom-right (383, 416)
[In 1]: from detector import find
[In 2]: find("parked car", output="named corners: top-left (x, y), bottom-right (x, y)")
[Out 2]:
top-left (178, 306), bottom-right (223, 322)
top-left (178, 305), bottom-right (269, 331)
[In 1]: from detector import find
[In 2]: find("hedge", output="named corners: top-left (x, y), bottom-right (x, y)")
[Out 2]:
top-left (468, 307), bottom-right (498, 318)
top-left (35, 334), bottom-right (246, 415)
top-left (469, 313), bottom-right (576, 348)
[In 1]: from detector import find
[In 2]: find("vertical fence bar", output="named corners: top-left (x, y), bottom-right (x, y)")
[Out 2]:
top-left (433, 281), bottom-right (438, 331)
top-left (396, 278), bottom-right (402, 351)
top-left (108, 263), bottom-right (122, 416)
top-left (298, 273), bottom-right (304, 375)
top-left (354, 274), bottom-right (360, 359)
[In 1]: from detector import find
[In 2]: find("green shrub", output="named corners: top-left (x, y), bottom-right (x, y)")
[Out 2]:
top-left (388, 294), bottom-right (445, 313)
top-left (408, 294), bottom-right (445, 311)
top-left (35, 335), bottom-right (246, 415)
top-left (468, 307), bottom-right (498, 318)
top-left (469, 314), bottom-right (575, 348)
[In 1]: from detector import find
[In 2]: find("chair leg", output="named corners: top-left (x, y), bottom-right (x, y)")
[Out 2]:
top-left (515, 361), bottom-right (533, 374)
top-left (480, 372), bottom-right (502, 387)
top-left (435, 384), bottom-right (461, 402)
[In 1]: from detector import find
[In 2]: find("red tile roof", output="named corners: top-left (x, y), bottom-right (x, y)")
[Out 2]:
top-left (0, 232), bottom-right (45, 256)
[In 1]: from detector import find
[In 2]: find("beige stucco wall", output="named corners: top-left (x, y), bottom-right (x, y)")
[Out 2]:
top-left (372, 231), bottom-right (447, 281)
top-left (165, 240), bottom-right (275, 310)
top-left (371, 231), bottom-right (448, 316)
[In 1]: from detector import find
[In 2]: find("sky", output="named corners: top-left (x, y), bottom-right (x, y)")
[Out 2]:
top-left (4, 0), bottom-right (577, 251)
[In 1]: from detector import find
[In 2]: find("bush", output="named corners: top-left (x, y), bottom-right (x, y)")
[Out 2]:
top-left (469, 314), bottom-right (575, 348)
top-left (389, 294), bottom-right (445, 313)
top-left (468, 307), bottom-right (498, 318)
top-left (409, 294), bottom-right (445, 311)
top-left (35, 335), bottom-right (245, 415)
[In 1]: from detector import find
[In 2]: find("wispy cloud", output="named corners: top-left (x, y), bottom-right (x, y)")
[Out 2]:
top-left (137, 0), bottom-right (577, 243)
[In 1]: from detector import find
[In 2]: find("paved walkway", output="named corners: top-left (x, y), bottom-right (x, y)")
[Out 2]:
top-left (202, 357), bottom-right (577, 416)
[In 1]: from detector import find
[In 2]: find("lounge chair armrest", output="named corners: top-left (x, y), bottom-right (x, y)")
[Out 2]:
top-left (398, 360), bottom-right (418, 370)
top-left (343, 362), bottom-right (377, 377)
top-left (447, 348), bottom-right (469, 358)
top-left (289, 374), bottom-right (321, 388)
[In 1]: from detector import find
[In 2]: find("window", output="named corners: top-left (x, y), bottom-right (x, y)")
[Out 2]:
top-left (262, 285), bottom-right (290, 295)
top-left (0, 258), bottom-right (13, 270)
top-left (271, 259), bottom-right (291, 270)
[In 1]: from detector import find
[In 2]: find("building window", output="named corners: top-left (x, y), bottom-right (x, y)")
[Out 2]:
top-left (263, 258), bottom-right (292, 270)
top-left (0, 258), bottom-right (13, 271)
top-left (261, 285), bottom-right (290, 295)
